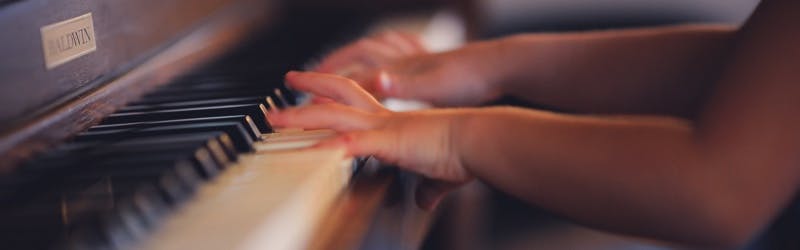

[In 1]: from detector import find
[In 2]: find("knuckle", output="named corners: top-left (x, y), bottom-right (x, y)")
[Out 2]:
top-left (368, 111), bottom-right (392, 128)
top-left (377, 32), bottom-right (394, 41)
top-left (339, 132), bottom-right (358, 144)
top-left (338, 75), bottom-right (358, 86)
top-left (315, 103), bottom-right (340, 111)
top-left (355, 39), bottom-right (374, 48)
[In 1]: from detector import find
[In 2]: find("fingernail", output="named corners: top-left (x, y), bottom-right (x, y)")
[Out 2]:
top-left (378, 71), bottom-right (393, 94)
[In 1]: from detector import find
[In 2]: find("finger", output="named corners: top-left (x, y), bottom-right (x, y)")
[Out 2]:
top-left (372, 69), bottom-right (424, 100)
top-left (340, 69), bottom-right (388, 100)
top-left (316, 42), bottom-right (365, 73)
top-left (267, 103), bottom-right (379, 131)
top-left (311, 96), bottom-right (336, 105)
top-left (285, 71), bottom-right (384, 111)
top-left (415, 178), bottom-right (461, 210)
top-left (346, 38), bottom-right (404, 66)
top-left (394, 31), bottom-right (428, 52)
top-left (373, 30), bottom-right (427, 56)
top-left (316, 38), bottom-right (401, 73)
top-left (333, 67), bottom-right (403, 100)
top-left (313, 130), bottom-right (396, 162)
top-left (374, 70), bottom-right (397, 97)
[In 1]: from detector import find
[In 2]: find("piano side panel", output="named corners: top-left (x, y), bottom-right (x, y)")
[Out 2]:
top-left (0, 0), bottom-right (279, 172)
top-left (0, 0), bottom-right (265, 129)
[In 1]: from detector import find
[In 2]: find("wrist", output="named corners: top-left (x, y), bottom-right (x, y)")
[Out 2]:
top-left (446, 108), bottom-right (481, 178)
top-left (496, 34), bottom-right (544, 93)
top-left (463, 40), bottom-right (507, 97)
top-left (462, 35), bottom-right (537, 97)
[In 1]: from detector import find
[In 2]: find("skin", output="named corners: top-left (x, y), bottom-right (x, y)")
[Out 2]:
top-left (316, 25), bottom-right (735, 118)
top-left (268, 0), bottom-right (800, 247)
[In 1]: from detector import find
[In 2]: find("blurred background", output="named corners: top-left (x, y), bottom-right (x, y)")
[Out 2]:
top-left (479, 0), bottom-right (758, 36)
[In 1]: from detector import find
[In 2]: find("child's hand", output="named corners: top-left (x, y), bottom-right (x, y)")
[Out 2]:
top-left (315, 31), bottom-right (501, 107)
top-left (269, 71), bottom-right (474, 209)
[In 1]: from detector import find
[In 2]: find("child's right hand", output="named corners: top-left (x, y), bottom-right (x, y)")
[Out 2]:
top-left (269, 71), bottom-right (476, 209)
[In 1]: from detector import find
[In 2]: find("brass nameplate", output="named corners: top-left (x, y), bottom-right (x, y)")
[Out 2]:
top-left (40, 13), bottom-right (97, 69)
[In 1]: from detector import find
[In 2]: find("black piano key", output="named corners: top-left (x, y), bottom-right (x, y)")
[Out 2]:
top-left (134, 185), bottom-right (171, 226)
top-left (12, 165), bottom-right (187, 215)
top-left (133, 90), bottom-right (273, 105)
top-left (155, 161), bottom-right (202, 203)
top-left (52, 132), bottom-right (239, 164)
top-left (66, 215), bottom-right (112, 250)
top-left (96, 137), bottom-right (234, 167)
top-left (273, 89), bottom-right (291, 108)
top-left (75, 146), bottom-right (223, 180)
top-left (4, 143), bottom-right (222, 212)
top-left (84, 159), bottom-right (204, 206)
top-left (4, 134), bottom-right (239, 247)
top-left (29, 134), bottom-right (233, 174)
top-left (100, 207), bottom-right (138, 248)
top-left (119, 97), bottom-right (269, 113)
top-left (61, 186), bottom-right (172, 248)
top-left (0, 162), bottom-right (204, 246)
top-left (115, 198), bottom-right (150, 239)
top-left (87, 115), bottom-right (261, 143)
top-left (114, 132), bottom-right (240, 163)
top-left (65, 161), bottom-right (194, 183)
top-left (99, 104), bottom-right (271, 133)
top-left (187, 147), bottom-right (223, 179)
top-left (76, 184), bottom-right (171, 249)
top-left (57, 161), bottom-right (202, 206)
top-left (76, 122), bottom-right (255, 153)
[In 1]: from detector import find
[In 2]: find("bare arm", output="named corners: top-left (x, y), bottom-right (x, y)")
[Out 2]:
top-left (271, 1), bottom-right (800, 247)
top-left (483, 24), bottom-right (735, 117)
top-left (457, 0), bottom-right (800, 247)
top-left (316, 25), bottom-right (735, 117)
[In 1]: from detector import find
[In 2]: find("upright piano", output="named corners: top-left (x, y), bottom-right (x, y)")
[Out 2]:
top-left (0, 0), bottom-right (445, 249)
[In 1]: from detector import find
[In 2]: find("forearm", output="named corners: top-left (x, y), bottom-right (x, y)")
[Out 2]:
top-left (475, 25), bottom-right (735, 117)
top-left (451, 107), bottom-right (766, 247)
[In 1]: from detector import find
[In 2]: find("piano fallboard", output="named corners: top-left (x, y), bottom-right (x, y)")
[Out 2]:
top-left (0, 0), bottom-right (277, 172)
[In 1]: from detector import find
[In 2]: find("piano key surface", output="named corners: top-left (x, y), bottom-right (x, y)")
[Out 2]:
top-left (136, 140), bottom-right (352, 250)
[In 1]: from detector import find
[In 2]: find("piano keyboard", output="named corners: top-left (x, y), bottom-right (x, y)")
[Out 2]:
top-left (0, 54), bottom-right (359, 249)
top-left (136, 146), bottom-right (351, 250)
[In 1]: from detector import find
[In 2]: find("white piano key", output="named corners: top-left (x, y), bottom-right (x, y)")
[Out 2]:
top-left (256, 129), bottom-right (337, 152)
top-left (136, 131), bottom-right (352, 250)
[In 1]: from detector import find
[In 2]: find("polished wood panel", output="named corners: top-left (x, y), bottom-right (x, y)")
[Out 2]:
top-left (0, 0), bottom-right (231, 126)
top-left (0, 0), bottom-right (278, 173)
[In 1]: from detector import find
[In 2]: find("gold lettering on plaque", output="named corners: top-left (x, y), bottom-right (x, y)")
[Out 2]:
top-left (40, 13), bottom-right (97, 69)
